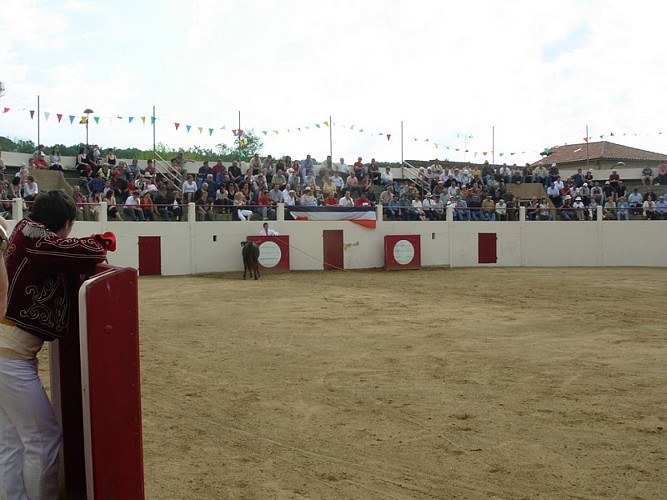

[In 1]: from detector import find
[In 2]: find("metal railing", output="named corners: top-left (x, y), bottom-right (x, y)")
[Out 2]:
top-left (153, 151), bottom-right (183, 187)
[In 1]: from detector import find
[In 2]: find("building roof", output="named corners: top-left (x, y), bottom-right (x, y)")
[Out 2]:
top-left (532, 141), bottom-right (667, 167)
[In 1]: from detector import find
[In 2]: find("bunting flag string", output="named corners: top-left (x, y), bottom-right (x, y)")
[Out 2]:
top-left (0, 101), bottom-right (663, 158)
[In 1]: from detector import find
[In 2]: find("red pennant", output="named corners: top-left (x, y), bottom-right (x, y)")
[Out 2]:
top-left (2, 107), bottom-right (9, 113)
top-left (30, 110), bottom-right (35, 119)
top-left (583, 137), bottom-right (588, 142)
top-left (57, 113), bottom-right (63, 122)
top-left (386, 134), bottom-right (391, 141)
top-left (174, 123), bottom-right (180, 130)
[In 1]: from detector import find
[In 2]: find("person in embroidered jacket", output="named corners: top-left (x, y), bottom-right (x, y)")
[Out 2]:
top-left (0, 190), bottom-right (115, 500)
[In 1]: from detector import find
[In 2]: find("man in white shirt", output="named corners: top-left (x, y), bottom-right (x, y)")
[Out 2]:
top-left (335, 157), bottom-right (349, 178)
top-left (331, 172), bottom-right (345, 191)
top-left (259, 222), bottom-right (279, 236)
top-left (338, 191), bottom-right (354, 207)
top-left (123, 191), bottom-right (145, 221)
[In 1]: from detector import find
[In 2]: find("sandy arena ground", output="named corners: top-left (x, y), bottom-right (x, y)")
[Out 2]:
top-left (45, 268), bottom-right (667, 499)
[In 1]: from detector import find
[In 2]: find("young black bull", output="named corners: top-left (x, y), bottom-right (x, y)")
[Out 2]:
top-left (241, 241), bottom-right (260, 280)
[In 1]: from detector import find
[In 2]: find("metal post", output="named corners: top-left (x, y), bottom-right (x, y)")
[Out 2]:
top-left (152, 105), bottom-right (156, 160)
top-left (329, 115), bottom-right (333, 166)
top-left (37, 95), bottom-right (40, 146)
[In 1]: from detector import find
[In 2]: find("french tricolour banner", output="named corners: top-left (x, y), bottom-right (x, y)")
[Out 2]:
top-left (288, 206), bottom-right (376, 228)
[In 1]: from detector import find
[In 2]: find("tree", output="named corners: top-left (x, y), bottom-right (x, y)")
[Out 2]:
top-left (220, 129), bottom-right (264, 159)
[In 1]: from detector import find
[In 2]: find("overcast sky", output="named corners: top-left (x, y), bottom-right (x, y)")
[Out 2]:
top-left (1, 0), bottom-right (666, 165)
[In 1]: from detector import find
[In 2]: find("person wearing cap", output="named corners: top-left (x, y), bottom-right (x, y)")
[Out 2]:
top-left (495, 198), bottom-right (507, 221)
top-left (560, 195), bottom-right (574, 221)
top-left (572, 195), bottom-right (586, 221)
top-left (300, 187), bottom-right (317, 207)
top-left (282, 188), bottom-right (296, 207)
top-left (422, 192), bottom-right (436, 220)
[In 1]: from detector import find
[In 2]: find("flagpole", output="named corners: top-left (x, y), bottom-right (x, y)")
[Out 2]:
top-left (37, 95), bottom-right (40, 146)
top-left (152, 105), bottom-right (156, 160)
top-left (238, 110), bottom-right (241, 160)
top-left (329, 115), bottom-right (333, 166)
top-left (586, 125), bottom-right (589, 170)
top-left (492, 125), bottom-right (495, 167)
top-left (401, 120), bottom-right (404, 165)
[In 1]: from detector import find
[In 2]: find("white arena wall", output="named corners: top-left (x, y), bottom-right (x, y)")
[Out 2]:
top-left (5, 205), bottom-right (663, 273)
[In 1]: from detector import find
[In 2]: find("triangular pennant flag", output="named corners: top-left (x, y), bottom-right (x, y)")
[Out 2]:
top-left (232, 129), bottom-right (237, 136)
top-left (117, 115), bottom-right (123, 119)
top-left (262, 130), bottom-right (268, 135)
top-left (434, 143), bottom-right (439, 149)
top-left (359, 129), bottom-right (364, 133)
top-left (2, 108), bottom-right (9, 113)
top-left (583, 137), bottom-right (588, 142)
top-left (151, 116), bottom-right (156, 125)
top-left (273, 130), bottom-right (279, 135)
top-left (483, 152), bottom-right (488, 155)
top-left (79, 116), bottom-right (87, 124)
top-left (323, 121), bottom-right (329, 127)
top-left (129, 116), bottom-right (134, 123)
top-left (610, 131), bottom-right (614, 136)
top-left (198, 127), bottom-right (203, 134)
top-left (30, 110), bottom-right (35, 119)
top-left (499, 152), bottom-right (505, 157)
top-left (93, 116), bottom-right (99, 124)
top-left (186, 125), bottom-right (191, 133)
top-left (220, 125), bottom-right (226, 130)
top-left (350, 124), bottom-right (355, 130)
top-left (44, 112), bottom-right (50, 121)
top-left (305, 126), bottom-right (310, 130)
top-left (174, 123), bottom-right (180, 130)
top-left (141, 116), bottom-right (146, 124)
top-left (208, 128), bottom-right (214, 136)
top-left (315, 124), bottom-right (321, 128)
top-left (69, 115), bottom-right (75, 124)
top-left (386, 134), bottom-right (391, 141)
top-left (57, 113), bottom-right (63, 122)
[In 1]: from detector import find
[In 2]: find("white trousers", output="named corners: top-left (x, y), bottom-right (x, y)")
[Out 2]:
top-left (237, 209), bottom-right (253, 221)
top-left (0, 357), bottom-right (62, 500)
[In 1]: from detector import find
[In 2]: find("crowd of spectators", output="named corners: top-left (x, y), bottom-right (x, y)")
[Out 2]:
top-left (2, 146), bottom-right (666, 222)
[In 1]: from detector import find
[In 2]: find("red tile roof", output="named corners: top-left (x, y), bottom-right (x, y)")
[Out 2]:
top-left (532, 141), bottom-right (667, 167)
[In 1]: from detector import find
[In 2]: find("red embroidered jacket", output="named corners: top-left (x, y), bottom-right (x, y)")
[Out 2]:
top-left (4, 218), bottom-right (108, 341)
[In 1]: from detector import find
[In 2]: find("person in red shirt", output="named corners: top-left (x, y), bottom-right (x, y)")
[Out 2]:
top-left (355, 192), bottom-right (372, 206)
top-left (323, 191), bottom-right (339, 206)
